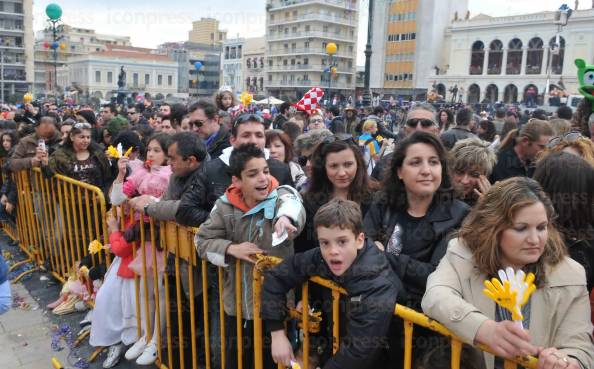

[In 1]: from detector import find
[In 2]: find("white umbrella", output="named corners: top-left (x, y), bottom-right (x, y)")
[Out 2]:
top-left (255, 96), bottom-right (284, 105)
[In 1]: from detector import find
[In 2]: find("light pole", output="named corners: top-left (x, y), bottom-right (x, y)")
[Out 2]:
top-left (0, 47), bottom-right (4, 103)
top-left (325, 42), bottom-right (337, 106)
top-left (544, 4), bottom-right (572, 99)
top-left (362, 0), bottom-right (374, 107)
top-left (45, 3), bottom-right (63, 97)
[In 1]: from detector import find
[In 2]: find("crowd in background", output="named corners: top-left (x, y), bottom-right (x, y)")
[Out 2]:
top-left (0, 88), bottom-right (592, 369)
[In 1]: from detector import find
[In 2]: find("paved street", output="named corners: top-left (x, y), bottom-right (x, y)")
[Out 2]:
top-left (0, 233), bottom-right (139, 369)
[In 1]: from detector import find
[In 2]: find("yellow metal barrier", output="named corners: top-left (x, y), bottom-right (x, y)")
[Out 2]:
top-left (6, 168), bottom-right (110, 284)
top-left (252, 256), bottom-right (539, 369)
top-left (1, 169), bottom-right (544, 369)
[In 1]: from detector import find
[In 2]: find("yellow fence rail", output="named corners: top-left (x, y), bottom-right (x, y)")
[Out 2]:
top-left (2, 168), bottom-right (541, 369)
top-left (6, 168), bottom-right (109, 284)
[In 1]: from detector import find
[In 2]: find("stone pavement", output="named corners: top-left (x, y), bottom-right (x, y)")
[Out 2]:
top-left (0, 282), bottom-right (71, 368)
top-left (0, 232), bottom-right (140, 369)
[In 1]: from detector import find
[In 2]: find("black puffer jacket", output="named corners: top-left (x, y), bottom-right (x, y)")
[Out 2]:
top-left (175, 149), bottom-right (293, 227)
top-left (363, 199), bottom-right (469, 308)
top-left (261, 240), bottom-right (401, 369)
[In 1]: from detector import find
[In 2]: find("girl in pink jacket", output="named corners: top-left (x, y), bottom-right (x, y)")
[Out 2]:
top-left (92, 133), bottom-right (172, 368)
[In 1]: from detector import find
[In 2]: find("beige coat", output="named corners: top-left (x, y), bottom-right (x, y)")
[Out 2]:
top-left (422, 238), bottom-right (594, 369)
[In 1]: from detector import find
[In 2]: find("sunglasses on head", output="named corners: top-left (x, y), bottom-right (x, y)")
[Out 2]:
top-left (233, 113), bottom-right (264, 127)
top-left (547, 131), bottom-right (583, 148)
top-left (74, 122), bottom-right (92, 129)
top-left (406, 118), bottom-right (436, 128)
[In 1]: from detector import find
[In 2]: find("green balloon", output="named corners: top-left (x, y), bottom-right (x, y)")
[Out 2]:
top-left (45, 3), bottom-right (62, 20)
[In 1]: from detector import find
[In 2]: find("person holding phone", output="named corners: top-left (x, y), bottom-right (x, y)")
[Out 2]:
top-left (9, 115), bottom-right (61, 172)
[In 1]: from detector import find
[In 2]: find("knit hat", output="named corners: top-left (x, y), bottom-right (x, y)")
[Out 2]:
top-left (107, 116), bottom-right (130, 137)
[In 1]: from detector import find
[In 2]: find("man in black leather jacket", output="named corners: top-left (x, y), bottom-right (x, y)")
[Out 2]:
top-left (175, 113), bottom-right (293, 227)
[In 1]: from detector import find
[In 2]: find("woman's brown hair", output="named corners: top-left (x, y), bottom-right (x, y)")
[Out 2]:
top-left (458, 177), bottom-right (566, 286)
top-left (265, 129), bottom-right (294, 163)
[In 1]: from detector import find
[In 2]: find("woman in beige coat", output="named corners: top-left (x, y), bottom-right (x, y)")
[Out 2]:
top-left (422, 177), bottom-right (594, 369)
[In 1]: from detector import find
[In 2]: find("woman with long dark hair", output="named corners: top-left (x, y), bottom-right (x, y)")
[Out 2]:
top-left (364, 131), bottom-right (469, 308)
top-left (42, 122), bottom-right (114, 194)
top-left (364, 131), bottom-right (469, 367)
top-left (533, 152), bottom-right (594, 292)
top-left (295, 137), bottom-right (377, 253)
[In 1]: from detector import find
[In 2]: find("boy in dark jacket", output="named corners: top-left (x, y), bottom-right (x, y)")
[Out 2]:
top-left (261, 198), bottom-right (401, 369)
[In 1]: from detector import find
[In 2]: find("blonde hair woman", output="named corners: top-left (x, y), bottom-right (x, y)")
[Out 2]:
top-left (422, 177), bottom-right (594, 369)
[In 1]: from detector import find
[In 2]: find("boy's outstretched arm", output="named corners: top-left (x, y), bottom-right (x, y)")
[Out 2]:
top-left (261, 249), bottom-right (321, 330)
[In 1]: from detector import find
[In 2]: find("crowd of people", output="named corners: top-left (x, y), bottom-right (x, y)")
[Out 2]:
top-left (0, 88), bottom-right (592, 369)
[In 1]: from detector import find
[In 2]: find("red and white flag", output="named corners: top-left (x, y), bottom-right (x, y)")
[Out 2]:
top-left (294, 87), bottom-right (324, 115)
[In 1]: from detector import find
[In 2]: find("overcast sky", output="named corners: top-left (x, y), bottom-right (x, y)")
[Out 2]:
top-left (32, 0), bottom-right (579, 64)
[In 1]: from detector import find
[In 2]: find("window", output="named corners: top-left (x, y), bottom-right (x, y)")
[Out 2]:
top-left (95, 71), bottom-right (101, 83)
top-left (323, 25), bottom-right (328, 32)
top-left (303, 58), bottom-right (309, 65)
top-left (133, 73), bottom-right (138, 87)
top-left (305, 25), bottom-right (310, 32)
top-left (304, 41), bottom-right (310, 48)
top-left (268, 74), bottom-right (272, 81)
top-left (283, 60), bottom-right (288, 66)
top-left (291, 59), bottom-right (296, 65)
top-left (168, 75), bottom-right (173, 86)
top-left (211, 33), bottom-right (214, 41)
top-left (158, 75), bottom-right (163, 85)
top-left (107, 71), bottom-right (113, 83)
top-left (291, 43), bottom-right (296, 50)
top-left (292, 26), bottom-right (297, 33)
top-left (145, 74), bottom-right (150, 85)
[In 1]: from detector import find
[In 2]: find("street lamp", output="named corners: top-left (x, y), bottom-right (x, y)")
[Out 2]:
top-left (544, 4), bottom-right (572, 98)
top-left (325, 42), bottom-right (337, 106)
top-left (362, 0), bottom-right (374, 107)
top-left (45, 3), bottom-right (63, 96)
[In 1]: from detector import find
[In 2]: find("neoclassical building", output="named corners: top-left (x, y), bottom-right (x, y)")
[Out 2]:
top-left (431, 7), bottom-right (594, 105)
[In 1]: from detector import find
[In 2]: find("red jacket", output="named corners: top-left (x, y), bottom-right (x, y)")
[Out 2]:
top-left (109, 230), bottom-right (135, 279)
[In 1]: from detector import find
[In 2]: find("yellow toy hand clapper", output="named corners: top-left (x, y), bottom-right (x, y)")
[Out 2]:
top-left (483, 267), bottom-right (535, 328)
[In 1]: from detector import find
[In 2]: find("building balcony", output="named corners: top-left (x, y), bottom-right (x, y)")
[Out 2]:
top-left (267, 47), bottom-right (355, 58)
top-left (269, 12), bottom-right (357, 26)
top-left (267, 79), bottom-right (353, 89)
top-left (268, 64), bottom-right (354, 74)
top-left (0, 44), bottom-right (25, 51)
top-left (267, 31), bottom-right (356, 43)
top-left (267, 0), bottom-right (357, 11)
top-left (0, 26), bottom-right (24, 34)
top-left (0, 11), bottom-right (24, 18)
